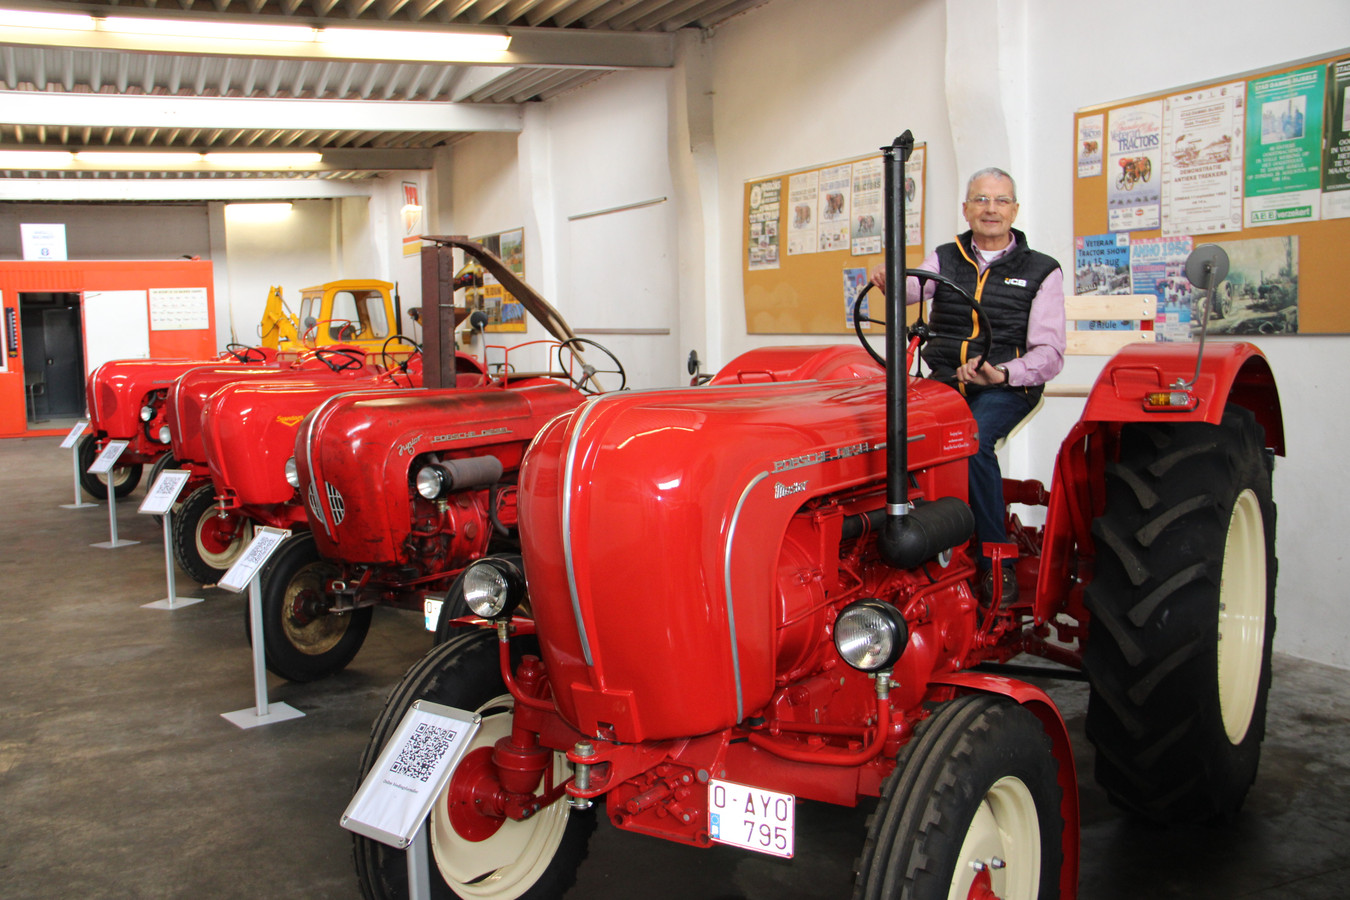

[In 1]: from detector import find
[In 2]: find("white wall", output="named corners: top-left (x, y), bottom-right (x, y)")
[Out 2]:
top-left (438, 72), bottom-right (681, 388)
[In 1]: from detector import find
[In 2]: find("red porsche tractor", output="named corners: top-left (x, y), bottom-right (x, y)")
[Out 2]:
top-left (227, 238), bottom-right (626, 683)
top-left (77, 344), bottom-right (279, 500)
top-left (163, 342), bottom-right (423, 583)
top-left (354, 134), bottom-right (1283, 900)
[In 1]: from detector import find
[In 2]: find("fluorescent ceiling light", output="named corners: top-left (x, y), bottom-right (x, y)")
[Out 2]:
top-left (225, 203), bottom-right (294, 223)
top-left (102, 15), bottom-right (313, 43)
top-left (317, 26), bottom-right (511, 62)
top-left (205, 153), bottom-right (323, 168)
top-left (0, 10), bottom-right (95, 31)
top-left (76, 151), bottom-right (205, 166)
top-left (0, 151), bottom-right (76, 168)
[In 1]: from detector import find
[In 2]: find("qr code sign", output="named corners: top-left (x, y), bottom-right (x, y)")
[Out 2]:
top-left (389, 722), bottom-right (456, 783)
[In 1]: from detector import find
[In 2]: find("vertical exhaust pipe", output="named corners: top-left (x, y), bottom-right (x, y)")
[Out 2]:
top-left (876, 132), bottom-right (975, 570)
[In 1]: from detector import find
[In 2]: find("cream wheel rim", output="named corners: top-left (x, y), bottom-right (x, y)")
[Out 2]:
top-left (429, 693), bottom-right (572, 899)
top-left (1217, 488), bottom-right (1267, 744)
top-left (947, 775), bottom-right (1040, 900)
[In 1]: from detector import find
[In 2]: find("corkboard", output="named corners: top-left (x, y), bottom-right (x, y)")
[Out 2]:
top-left (743, 148), bottom-right (926, 335)
top-left (1073, 49), bottom-right (1350, 335)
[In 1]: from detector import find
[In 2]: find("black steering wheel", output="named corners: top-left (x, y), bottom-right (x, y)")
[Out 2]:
top-left (556, 337), bottom-right (627, 394)
top-left (379, 335), bottom-right (422, 386)
top-left (852, 268), bottom-right (992, 374)
top-left (314, 347), bottom-right (366, 373)
top-left (226, 342), bottom-right (267, 363)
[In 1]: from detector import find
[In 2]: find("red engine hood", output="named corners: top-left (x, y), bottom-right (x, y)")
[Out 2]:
top-left (87, 358), bottom-right (234, 441)
top-left (298, 379), bottom-right (584, 565)
top-left (168, 361), bottom-right (394, 464)
top-left (517, 365), bottom-right (977, 743)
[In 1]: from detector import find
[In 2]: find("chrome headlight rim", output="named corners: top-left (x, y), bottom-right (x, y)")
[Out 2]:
top-left (461, 556), bottom-right (526, 620)
top-left (284, 457), bottom-right (300, 489)
top-left (139, 404), bottom-right (155, 422)
top-left (156, 424), bottom-right (172, 444)
top-left (415, 464), bottom-right (446, 500)
top-left (833, 598), bottom-right (907, 672)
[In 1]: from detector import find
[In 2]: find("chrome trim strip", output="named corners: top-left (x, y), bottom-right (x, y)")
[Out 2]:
top-left (301, 389), bottom-right (375, 539)
top-left (562, 396), bottom-right (605, 667)
top-left (724, 470), bottom-right (769, 723)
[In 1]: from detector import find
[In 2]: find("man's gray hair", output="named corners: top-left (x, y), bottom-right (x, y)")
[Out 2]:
top-left (966, 167), bottom-right (1017, 202)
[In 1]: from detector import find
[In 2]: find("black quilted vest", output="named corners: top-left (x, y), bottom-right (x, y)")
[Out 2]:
top-left (920, 228), bottom-right (1060, 402)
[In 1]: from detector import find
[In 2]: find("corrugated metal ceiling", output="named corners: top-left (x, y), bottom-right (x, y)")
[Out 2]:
top-left (0, 0), bottom-right (768, 181)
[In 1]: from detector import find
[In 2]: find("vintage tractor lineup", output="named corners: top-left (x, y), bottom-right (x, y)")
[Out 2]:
top-left (78, 134), bottom-right (1283, 900)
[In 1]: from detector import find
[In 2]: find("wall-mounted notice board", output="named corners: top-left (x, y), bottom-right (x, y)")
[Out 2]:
top-left (743, 146), bottom-right (925, 334)
top-left (1073, 48), bottom-right (1350, 339)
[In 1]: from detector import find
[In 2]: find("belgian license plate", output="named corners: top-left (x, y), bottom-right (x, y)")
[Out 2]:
top-left (423, 598), bottom-right (443, 632)
top-left (707, 779), bottom-right (795, 858)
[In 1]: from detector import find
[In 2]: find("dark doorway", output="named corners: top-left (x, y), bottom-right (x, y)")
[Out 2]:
top-left (19, 292), bottom-right (85, 424)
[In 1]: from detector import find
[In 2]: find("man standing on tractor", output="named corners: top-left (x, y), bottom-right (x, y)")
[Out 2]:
top-left (871, 167), bottom-right (1065, 605)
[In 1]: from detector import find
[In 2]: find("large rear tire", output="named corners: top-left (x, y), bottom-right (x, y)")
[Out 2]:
top-left (172, 484), bottom-right (250, 584)
top-left (77, 434), bottom-right (142, 500)
top-left (354, 630), bottom-right (594, 900)
top-left (1083, 404), bottom-right (1277, 823)
top-left (854, 694), bottom-right (1063, 900)
top-left (256, 531), bottom-right (372, 682)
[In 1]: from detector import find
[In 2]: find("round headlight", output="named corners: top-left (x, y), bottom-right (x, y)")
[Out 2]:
top-left (462, 557), bottom-right (525, 620)
top-left (284, 457), bottom-right (299, 488)
top-left (833, 599), bottom-right (908, 672)
top-left (157, 425), bottom-right (172, 444)
top-left (139, 404), bottom-right (155, 422)
top-left (415, 465), bottom-right (445, 500)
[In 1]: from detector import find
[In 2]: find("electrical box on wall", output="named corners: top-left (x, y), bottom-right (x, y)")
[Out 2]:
top-left (0, 259), bottom-right (215, 438)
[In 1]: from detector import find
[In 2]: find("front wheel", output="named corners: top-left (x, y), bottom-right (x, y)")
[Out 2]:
top-left (1083, 404), bottom-right (1276, 823)
top-left (172, 484), bottom-right (250, 584)
top-left (77, 434), bottom-right (142, 500)
top-left (354, 630), bottom-right (594, 900)
top-left (854, 694), bottom-right (1064, 900)
top-left (256, 532), bottom-right (372, 682)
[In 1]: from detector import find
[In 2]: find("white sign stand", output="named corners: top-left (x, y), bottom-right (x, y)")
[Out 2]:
top-left (138, 470), bottom-right (203, 610)
top-left (89, 440), bottom-right (139, 548)
top-left (59, 421), bottom-right (97, 510)
top-left (341, 699), bottom-right (481, 900)
top-left (219, 527), bottom-right (305, 729)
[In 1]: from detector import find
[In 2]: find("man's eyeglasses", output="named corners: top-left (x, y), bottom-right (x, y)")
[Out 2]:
top-left (966, 195), bottom-right (1016, 207)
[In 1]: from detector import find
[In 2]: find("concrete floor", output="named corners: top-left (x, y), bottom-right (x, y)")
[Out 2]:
top-left (2, 434), bottom-right (1349, 899)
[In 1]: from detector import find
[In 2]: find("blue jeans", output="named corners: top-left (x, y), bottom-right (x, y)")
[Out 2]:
top-left (967, 389), bottom-right (1035, 570)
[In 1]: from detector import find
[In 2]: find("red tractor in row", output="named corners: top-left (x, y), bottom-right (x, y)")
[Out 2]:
top-left (164, 343), bottom-right (415, 582)
top-left (195, 238), bottom-right (625, 683)
top-left (352, 134), bottom-right (1283, 899)
top-left (75, 279), bottom-right (408, 502)
top-left (77, 344), bottom-right (280, 500)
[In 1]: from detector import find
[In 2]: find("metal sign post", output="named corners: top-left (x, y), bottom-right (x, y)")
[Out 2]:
top-left (219, 527), bottom-right (305, 729)
top-left (89, 440), bottom-right (139, 548)
top-left (59, 421), bottom-right (97, 510)
top-left (341, 699), bottom-right (482, 900)
top-left (138, 469), bottom-right (202, 610)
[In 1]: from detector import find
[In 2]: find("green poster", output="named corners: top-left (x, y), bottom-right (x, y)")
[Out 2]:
top-left (1324, 57), bottom-right (1350, 219)
top-left (1244, 65), bottom-right (1325, 226)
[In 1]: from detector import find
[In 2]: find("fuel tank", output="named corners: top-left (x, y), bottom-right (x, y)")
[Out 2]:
top-left (517, 350), bottom-right (977, 743)
top-left (296, 378), bottom-right (584, 566)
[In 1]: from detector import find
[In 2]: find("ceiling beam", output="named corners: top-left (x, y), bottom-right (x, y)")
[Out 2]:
top-left (0, 144), bottom-right (436, 168)
top-left (0, 89), bottom-right (522, 132)
top-left (0, 20), bottom-right (674, 68)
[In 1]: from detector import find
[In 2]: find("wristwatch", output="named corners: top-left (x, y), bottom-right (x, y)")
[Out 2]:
top-left (995, 364), bottom-right (1010, 384)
